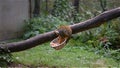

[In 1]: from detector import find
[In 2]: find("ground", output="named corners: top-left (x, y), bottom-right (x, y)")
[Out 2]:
top-left (11, 41), bottom-right (119, 67)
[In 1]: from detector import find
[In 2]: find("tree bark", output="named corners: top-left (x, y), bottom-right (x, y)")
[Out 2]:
top-left (99, 0), bottom-right (107, 12)
top-left (29, 0), bottom-right (32, 18)
top-left (33, 0), bottom-right (40, 17)
top-left (0, 7), bottom-right (120, 53)
top-left (73, 0), bottom-right (79, 13)
top-left (46, 0), bottom-right (48, 13)
top-left (73, 0), bottom-right (80, 22)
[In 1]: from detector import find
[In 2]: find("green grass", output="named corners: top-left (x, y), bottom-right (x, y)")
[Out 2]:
top-left (12, 41), bottom-right (119, 67)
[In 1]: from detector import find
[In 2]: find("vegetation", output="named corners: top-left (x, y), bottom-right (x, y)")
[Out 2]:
top-left (0, 0), bottom-right (120, 67)
top-left (23, 15), bottom-right (68, 39)
top-left (0, 50), bottom-right (12, 66)
top-left (12, 42), bottom-right (119, 67)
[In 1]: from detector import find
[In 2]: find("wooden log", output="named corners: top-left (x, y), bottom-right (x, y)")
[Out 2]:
top-left (0, 7), bottom-right (120, 53)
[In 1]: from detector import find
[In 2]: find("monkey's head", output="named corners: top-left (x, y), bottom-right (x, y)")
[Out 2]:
top-left (58, 26), bottom-right (72, 38)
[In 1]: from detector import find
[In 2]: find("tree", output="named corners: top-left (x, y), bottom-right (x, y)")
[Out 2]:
top-left (99, 0), bottom-right (107, 12)
top-left (29, 0), bottom-right (32, 18)
top-left (51, 0), bottom-right (73, 22)
top-left (33, 0), bottom-right (41, 17)
top-left (0, 7), bottom-right (120, 53)
top-left (73, 0), bottom-right (80, 23)
top-left (45, 0), bottom-right (48, 13)
top-left (73, 0), bottom-right (79, 13)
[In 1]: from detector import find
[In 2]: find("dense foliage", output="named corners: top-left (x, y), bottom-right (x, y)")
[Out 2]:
top-left (23, 15), bottom-right (69, 39)
top-left (51, 0), bottom-right (74, 22)
top-left (0, 47), bottom-right (13, 66)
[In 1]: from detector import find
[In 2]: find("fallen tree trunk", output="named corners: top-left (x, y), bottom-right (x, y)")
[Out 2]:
top-left (0, 7), bottom-right (120, 53)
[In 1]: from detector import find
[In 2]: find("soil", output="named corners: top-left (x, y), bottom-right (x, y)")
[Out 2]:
top-left (8, 62), bottom-right (54, 68)
top-left (8, 62), bottom-right (29, 67)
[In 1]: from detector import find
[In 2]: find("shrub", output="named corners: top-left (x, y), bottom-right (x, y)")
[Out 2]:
top-left (0, 46), bottom-right (13, 66)
top-left (72, 22), bottom-right (120, 62)
top-left (52, 0), bottom-right (74, 22)
top-left (23, 15), bottom-right (69, 39)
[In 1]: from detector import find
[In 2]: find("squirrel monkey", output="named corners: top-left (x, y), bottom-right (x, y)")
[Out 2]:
top-left (50, 25), bottom-right (72, 50)
top-left (55, 25), bottom-right (72, 44)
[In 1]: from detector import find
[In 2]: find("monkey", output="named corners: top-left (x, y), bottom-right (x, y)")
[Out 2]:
top-left (55, 25), bottom-right (72, 44)
top-left (50, 25), bottom-right (72, 50)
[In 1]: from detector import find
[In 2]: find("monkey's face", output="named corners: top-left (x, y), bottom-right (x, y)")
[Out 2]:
top-left (58, 29), bottom-right (66, 38)
top-left (58, 28), bottom-right (71, 38)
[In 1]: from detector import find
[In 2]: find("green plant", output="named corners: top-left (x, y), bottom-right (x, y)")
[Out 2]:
top-left (72, 20), bottom-right (120, 62)
top-left (0, 47), bottom-right (13, 66)
top-left (12, 42), bottom-right (119, 67)
top-left (23, 15), bottom-right (69, 39)
top-left (52, 0), bottom-right (74, 22)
